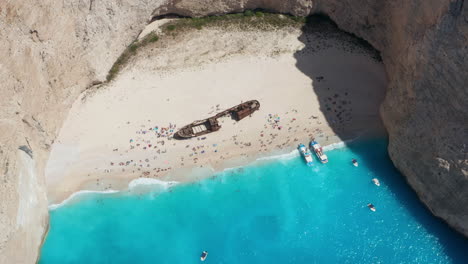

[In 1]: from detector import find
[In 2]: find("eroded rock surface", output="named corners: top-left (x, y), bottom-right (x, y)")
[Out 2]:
top-left (316, 0), bottom-right (468, 236)
top-left (0, 1), bottom-right (166, 262)
top-left (0, 0), bottom-right (466, 262)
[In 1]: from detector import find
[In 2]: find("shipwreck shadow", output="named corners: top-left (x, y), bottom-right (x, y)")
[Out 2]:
top-left (293, 14), bottom-right (468, 262)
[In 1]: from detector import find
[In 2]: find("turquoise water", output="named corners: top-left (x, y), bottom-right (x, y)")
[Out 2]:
top-left (40, 139), bottom-right (468, 263)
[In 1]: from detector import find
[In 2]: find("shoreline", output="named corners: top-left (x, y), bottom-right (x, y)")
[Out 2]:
top-left (48, 131), bottom-right (385, 210)
top-left (45, 19), bottom-right (387, 206)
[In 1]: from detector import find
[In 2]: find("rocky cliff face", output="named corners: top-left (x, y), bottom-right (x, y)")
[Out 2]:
top-left (0, 1), bottom-right (165, 262)
top-left (316, 0), bottom-right (468, 236)
top-left (0, 0), bottom-right (466, 262)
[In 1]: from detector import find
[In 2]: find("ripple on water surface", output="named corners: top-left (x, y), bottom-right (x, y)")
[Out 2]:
top-left (40, 139), bottom-right (468, 264)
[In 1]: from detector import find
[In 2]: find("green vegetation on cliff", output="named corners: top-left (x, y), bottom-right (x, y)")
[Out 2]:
top-left (162, 11), bottom-right (306, 32)
top-left (107, 32), bottom-right (159, 81)
top-left (106, 12), bottom-right (306, 81)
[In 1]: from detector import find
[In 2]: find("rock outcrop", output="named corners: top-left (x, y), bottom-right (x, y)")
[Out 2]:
top-left (316, 0), bottom-right (468, 236)
top-left (0, 1), bottom-right (165, 262)
top-left (0, 0), bottom-right (466, 262)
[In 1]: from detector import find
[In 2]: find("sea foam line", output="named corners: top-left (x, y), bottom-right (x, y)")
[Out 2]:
top-left (257, 139), bottom-right (350, 162)
top-left (49, 139), bottom-right (353, 210)
top-left (49, 190), bottom-right (119, 210)
top-left (49, 179), bottom-right (179, 210)
top-left (323, 141), bottom-right (346, 151)
top-left (256, 148), bottom-right (300, 161)
top-left (128, 178), bottom-right (178, 189)
top-left (222, 148), bottom-right (300, 173)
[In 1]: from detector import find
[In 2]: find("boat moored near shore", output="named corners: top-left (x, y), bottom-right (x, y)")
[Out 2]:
top-left (310, 140), bottom-right (328, 164)
top-left (298, 143), bottom-right (314, 166)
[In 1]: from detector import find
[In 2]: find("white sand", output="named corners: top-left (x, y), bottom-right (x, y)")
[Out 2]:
top-left (45, 22), bottom-right (387, 204)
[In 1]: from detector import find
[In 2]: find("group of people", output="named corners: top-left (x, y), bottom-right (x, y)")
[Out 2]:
top-left (135, 123), bottom-right (177, 139)
top-left (266, 113), bottom-right (282, 130)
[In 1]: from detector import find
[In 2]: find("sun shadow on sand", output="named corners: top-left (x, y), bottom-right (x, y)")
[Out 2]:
top-left (293, 15), bottom-right (468, 263)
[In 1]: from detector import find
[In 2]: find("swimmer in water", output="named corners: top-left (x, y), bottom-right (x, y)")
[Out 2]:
top-left (372, 178), bottom-right (380, 186)
top-left (367, 203), bottom-right (376, 212)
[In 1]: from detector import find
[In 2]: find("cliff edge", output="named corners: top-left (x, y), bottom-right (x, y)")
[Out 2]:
top-left (0, 0), bottom-right (466, 263)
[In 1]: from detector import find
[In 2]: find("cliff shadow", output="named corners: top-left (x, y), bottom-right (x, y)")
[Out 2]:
top-left (293, 14), bottom-right (468, 262)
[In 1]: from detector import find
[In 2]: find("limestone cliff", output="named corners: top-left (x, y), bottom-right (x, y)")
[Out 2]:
top-left (0, 0), bottom-right (466, 263)
top-left (0, 1), bottom-right (165, 262)
top-left (316, 0), bottom-right (468, 236)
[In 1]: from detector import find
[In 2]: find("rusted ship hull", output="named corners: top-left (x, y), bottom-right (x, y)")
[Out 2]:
top-left (175, 100), bottom-right (260, 139)
top-left (174, 118), bottom-right (221, 139)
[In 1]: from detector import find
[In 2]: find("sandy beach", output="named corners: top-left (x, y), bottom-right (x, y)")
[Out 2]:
top-left (45, 19), bottom-right (387, 204)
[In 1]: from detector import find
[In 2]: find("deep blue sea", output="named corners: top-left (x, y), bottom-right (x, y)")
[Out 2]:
top-left (40, 139), bottom-right (468, 264)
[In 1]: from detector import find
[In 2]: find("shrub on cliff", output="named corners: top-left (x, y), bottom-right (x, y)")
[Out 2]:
top-left (244, 10), bottom-right (254, 17)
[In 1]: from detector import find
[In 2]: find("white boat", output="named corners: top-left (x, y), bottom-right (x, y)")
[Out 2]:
top-left (298, 144), bottom-right (314, 166)
top-left (310, 140), bottom-right (328, 164)
top-left (372, 178), bottom-right (380, 186)
top-left (367, 203), bottom-right (376, 212)
top-left (200, 251), bottom-right (208, 261)
top-left (352, 159), bottom-right (358, 167)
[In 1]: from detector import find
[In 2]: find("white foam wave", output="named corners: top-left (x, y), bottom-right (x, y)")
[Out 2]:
top-left (49, 179), bottom-right (178, 210)
top-left (256, 149), bottom-right (299, 161)
top-left (256, 140), bottom-right (349, 162)
top-left (49, 189), bottom-right (118, 210)
top-left (49, 139), bottom-right (355, 210)
top-left (322, 136), bottom-right (363, 151)
top-left (128, 178), bottom-right (178, 189)
top-left (222, 165), bottom-right (245, 172)
top-left (323, 141), bottom-right (346, 151)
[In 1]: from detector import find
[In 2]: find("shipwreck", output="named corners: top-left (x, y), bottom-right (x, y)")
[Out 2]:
top-left (174, 100), bottom-right (260, 139)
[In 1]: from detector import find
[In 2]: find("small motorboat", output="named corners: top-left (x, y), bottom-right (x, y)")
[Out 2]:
top-left (298, 144), bottom-right (314, 166)
top-left (367, 203), bottom-right (376, 212)
top-left (352, 159), bottom-right (358, 167)
top-left (200, 251), bottom-right (208, 261)
top-left (372, 178), bottom-right (380, 186)
top-left (310, 140), bottom-right (328, 164)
